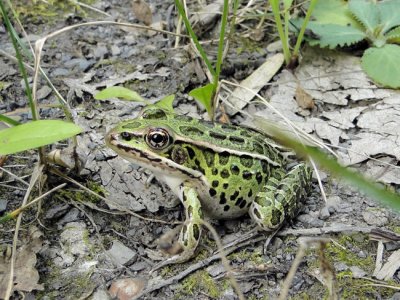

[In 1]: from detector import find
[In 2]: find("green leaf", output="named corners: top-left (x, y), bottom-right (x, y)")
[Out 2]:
top-left (189, 83), bottom-right (215, 118)
top-left (154, 94), bottom-right (175, 112)
top-left (378, 0), bottom-right (400, 34)
top-left (0, 120), bottom-right (82, 155)
top-left (361, 44), bottom-right (400, 88)
top-left (348, 0), bottom-right (379, 33)
top-left (306, 22), bottom-right (366, 49)
top-left (385, 26), bottom-right (400, 44)
top-left (94, 86), bottom-right (145, 102)
top-left (311, 0), bottom-right (361, 28)
top-left (0, 114), bottom-right (20, 126)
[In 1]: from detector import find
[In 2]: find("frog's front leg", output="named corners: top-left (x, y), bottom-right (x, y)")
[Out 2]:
top-left (152, 184), bottom-right (203, 270)
top-left (250, 163), bottom-right (312, 231)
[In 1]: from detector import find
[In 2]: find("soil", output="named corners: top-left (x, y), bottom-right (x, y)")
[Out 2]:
top-left (0, 1), bottom-right (400, 299)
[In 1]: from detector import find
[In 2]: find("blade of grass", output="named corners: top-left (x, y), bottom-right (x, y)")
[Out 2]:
top-left (293, 0), bottom-right (319, 58)
top-left (0, 114), bottom-right (20, 126)
top-left (0, 0), bottom-right (37, 120)
top-left (214, 0), bottom-right (230, 86)
top-left (270, 0), bottom-right (291, 64)
top-left (174, 0), bottom-right (215, 76)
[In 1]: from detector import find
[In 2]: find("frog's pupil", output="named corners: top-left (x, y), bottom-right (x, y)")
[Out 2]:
top-left (146, 128), bottom-right (171, 149)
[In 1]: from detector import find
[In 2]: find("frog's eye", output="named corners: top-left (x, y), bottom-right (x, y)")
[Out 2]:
top-left (146, 128), bottom-right (171, 150)
top-left (121, 132), bottom-right (132, 141)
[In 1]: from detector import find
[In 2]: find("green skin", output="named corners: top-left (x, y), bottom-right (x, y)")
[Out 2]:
top-left (105, 107), bottom-right (312, 268)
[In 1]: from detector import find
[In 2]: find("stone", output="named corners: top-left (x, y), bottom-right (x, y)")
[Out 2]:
top-left (106, 240), bottom-right (137, 266)
top-left (362, 208), bottom-right (389, 226)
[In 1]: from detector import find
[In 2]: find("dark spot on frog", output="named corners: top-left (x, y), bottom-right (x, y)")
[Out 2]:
top-left (235, 197), bottom-right (244, 207)
top-left (223, 205), bottom-right (230, 211)
top-left (240, 155), bottom-right (254, 168)
top-left (223, 183), bottom-right (229, 189)
top-left (261, 161), bottom-right (269, 173)
top-left (253, 141), bottom-right (264, 154)
top-left (212, 180), bottom-right (219, 188)
top-left (185, 146), bottom-right (196, 160)
top-left (209, 188), bottom-right (217, 197)
top-left (228, 136), bottom-right (245, 144)
top-left (256, 172), bottom-right (263, 184)
top-left (221, 169), bottom-right (230, 178)
top-left (180, 125), bottom-right (204, 136)
top-left (194, 158), bottom-right (205, 174)
top-left (141, 108), bottom-right (168, 120)
top-left (219, 151), bottom-right (230, 166)
top-left (193, 224), bottom-right (201, 240)
top-left (176, 115), bottom-right (193, 122)
top-left (221, 124), bottom-right (237, 132)
top-left (230, 165), bottom-right (240, 175)
top-left (253, 207), bottom-right (262, 219)
top-left (219, 192), bottom-right (227, 204)
top-left (248, 189), bottom-right (253, 197)
top-left (242, 171), bottom-right (252, 180)
top-left (230, 190), bottom-right (239, 201)
top-left (209, 131), bottom-right (227, 140)
top-left (212, 168), bottom-right (218, 175)
top-left (203, 149), bottom-right (215, 167)
top-left (239, 200), bottom-right (247, 209)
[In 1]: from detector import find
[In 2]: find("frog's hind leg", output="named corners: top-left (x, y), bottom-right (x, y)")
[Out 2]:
top-left (152, 184), bottom-right (203, 270)
top-left (249, 163), bottom-right (312, 231)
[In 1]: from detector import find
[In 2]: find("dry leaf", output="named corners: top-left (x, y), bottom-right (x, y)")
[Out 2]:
top-left (295, 85), bottom-right (315, 109)
top-left (109, 278), bottom-right (147, 300)
top-left (0, 227), bottom-right (44, 298)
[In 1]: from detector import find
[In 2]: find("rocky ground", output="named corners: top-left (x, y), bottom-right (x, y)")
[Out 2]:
top-left (0, 0), bottom-right (400, 299)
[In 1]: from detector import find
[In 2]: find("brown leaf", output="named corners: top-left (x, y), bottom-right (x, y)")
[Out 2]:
top-left (295, 85), bottom-right (315, 109)
top-left (0, 227), bottom-right (44, 298)
top-left (131, 0), bottom-right (152, 26)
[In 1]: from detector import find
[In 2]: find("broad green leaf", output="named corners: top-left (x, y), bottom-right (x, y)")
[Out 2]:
top-left (154, 94), bottom-right (175, 112)
top-left (306, 22), bottom-right (366, 49)
top-left (385, 26), bottom-right (400, 44)
top-left (0, 114), bottom-right (20, 126)
top-left (189, 83), bottom-right (215, 118)
top-left (348, 0), bottom-right (379, 33)
top-left (94, 86), bottom-right (145, 102)
top-left (361, 44), bottom-right (400, 88)
top-left (254, 117), bottom-right (400, 212)
top-left (0, 120), bottom-right (82, 155)
top-left (378, 0), bottom-right (400, 34)
top-left (311, 0), bottom-right (360, 28)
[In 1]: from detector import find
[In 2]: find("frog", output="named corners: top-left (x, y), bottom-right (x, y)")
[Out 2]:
top-left (105, 106), bottom-right (312, 267)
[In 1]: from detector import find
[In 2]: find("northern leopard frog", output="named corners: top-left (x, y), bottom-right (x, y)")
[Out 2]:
top-left (105, 106), bottom-right (312, 266)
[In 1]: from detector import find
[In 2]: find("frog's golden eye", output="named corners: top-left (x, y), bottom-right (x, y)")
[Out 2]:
top-left (121, 132), bottom-right (132, 141)
top-left (145, 128), bottom-right (171, 150)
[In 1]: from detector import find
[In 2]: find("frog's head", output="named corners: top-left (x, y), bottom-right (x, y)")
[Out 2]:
top-left (105, 107), bottom-right (203, 178)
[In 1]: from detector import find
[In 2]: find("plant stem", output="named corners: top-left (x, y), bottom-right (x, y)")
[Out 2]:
top-left (293, 0), bottom-right (319, 58)
top-left (270, 0), bottom-right (291, 65)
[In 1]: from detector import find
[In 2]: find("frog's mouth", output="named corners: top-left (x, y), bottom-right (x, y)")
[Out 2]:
top-left (106, 131), bottom-right (204, 180)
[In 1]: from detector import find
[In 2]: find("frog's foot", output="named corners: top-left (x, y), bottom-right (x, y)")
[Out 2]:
top-left (249, 163), bottom-right (312, 231)
top-left (151, 185), bottom-right (203, 272)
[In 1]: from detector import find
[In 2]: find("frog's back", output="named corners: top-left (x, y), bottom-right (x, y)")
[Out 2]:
top-left (137, 107), bottom-right (284, 163)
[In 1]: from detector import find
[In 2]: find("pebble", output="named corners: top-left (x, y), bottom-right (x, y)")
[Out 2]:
top-left (36, 85), bottom-right (52, 100)
top-left (57, 208), bottom-right (81, 227)
top-left (350, 266), bottom-right (366, 278)
top-left (44, 203), bottom-right (70, 219)
top-left (319, 206), bottom-right (331, 220)
top-left (0, 199), bottom-right (7, 213)
top-left (106, 240), bottom-right (137, 266)
top-left (362, 208), bottom-right (389, 226)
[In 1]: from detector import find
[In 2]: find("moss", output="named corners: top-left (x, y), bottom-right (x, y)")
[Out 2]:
top-left (228, 248), bottom-right (265, 265)
top-left (304, 234), bottom-right (397, 299)
top-left (58, 180), bottom-right (106, 204)
top-left (176, 270), bottom-right (222, 299)
top-left (11, 0), bottom-right (97, 23)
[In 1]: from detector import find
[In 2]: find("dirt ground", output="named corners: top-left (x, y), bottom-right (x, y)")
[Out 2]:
top-left (1, 1), bottom-right (400, 299)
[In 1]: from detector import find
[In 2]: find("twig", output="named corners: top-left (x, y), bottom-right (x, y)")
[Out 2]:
top-left (4, 164), bottom-right (44, 300)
